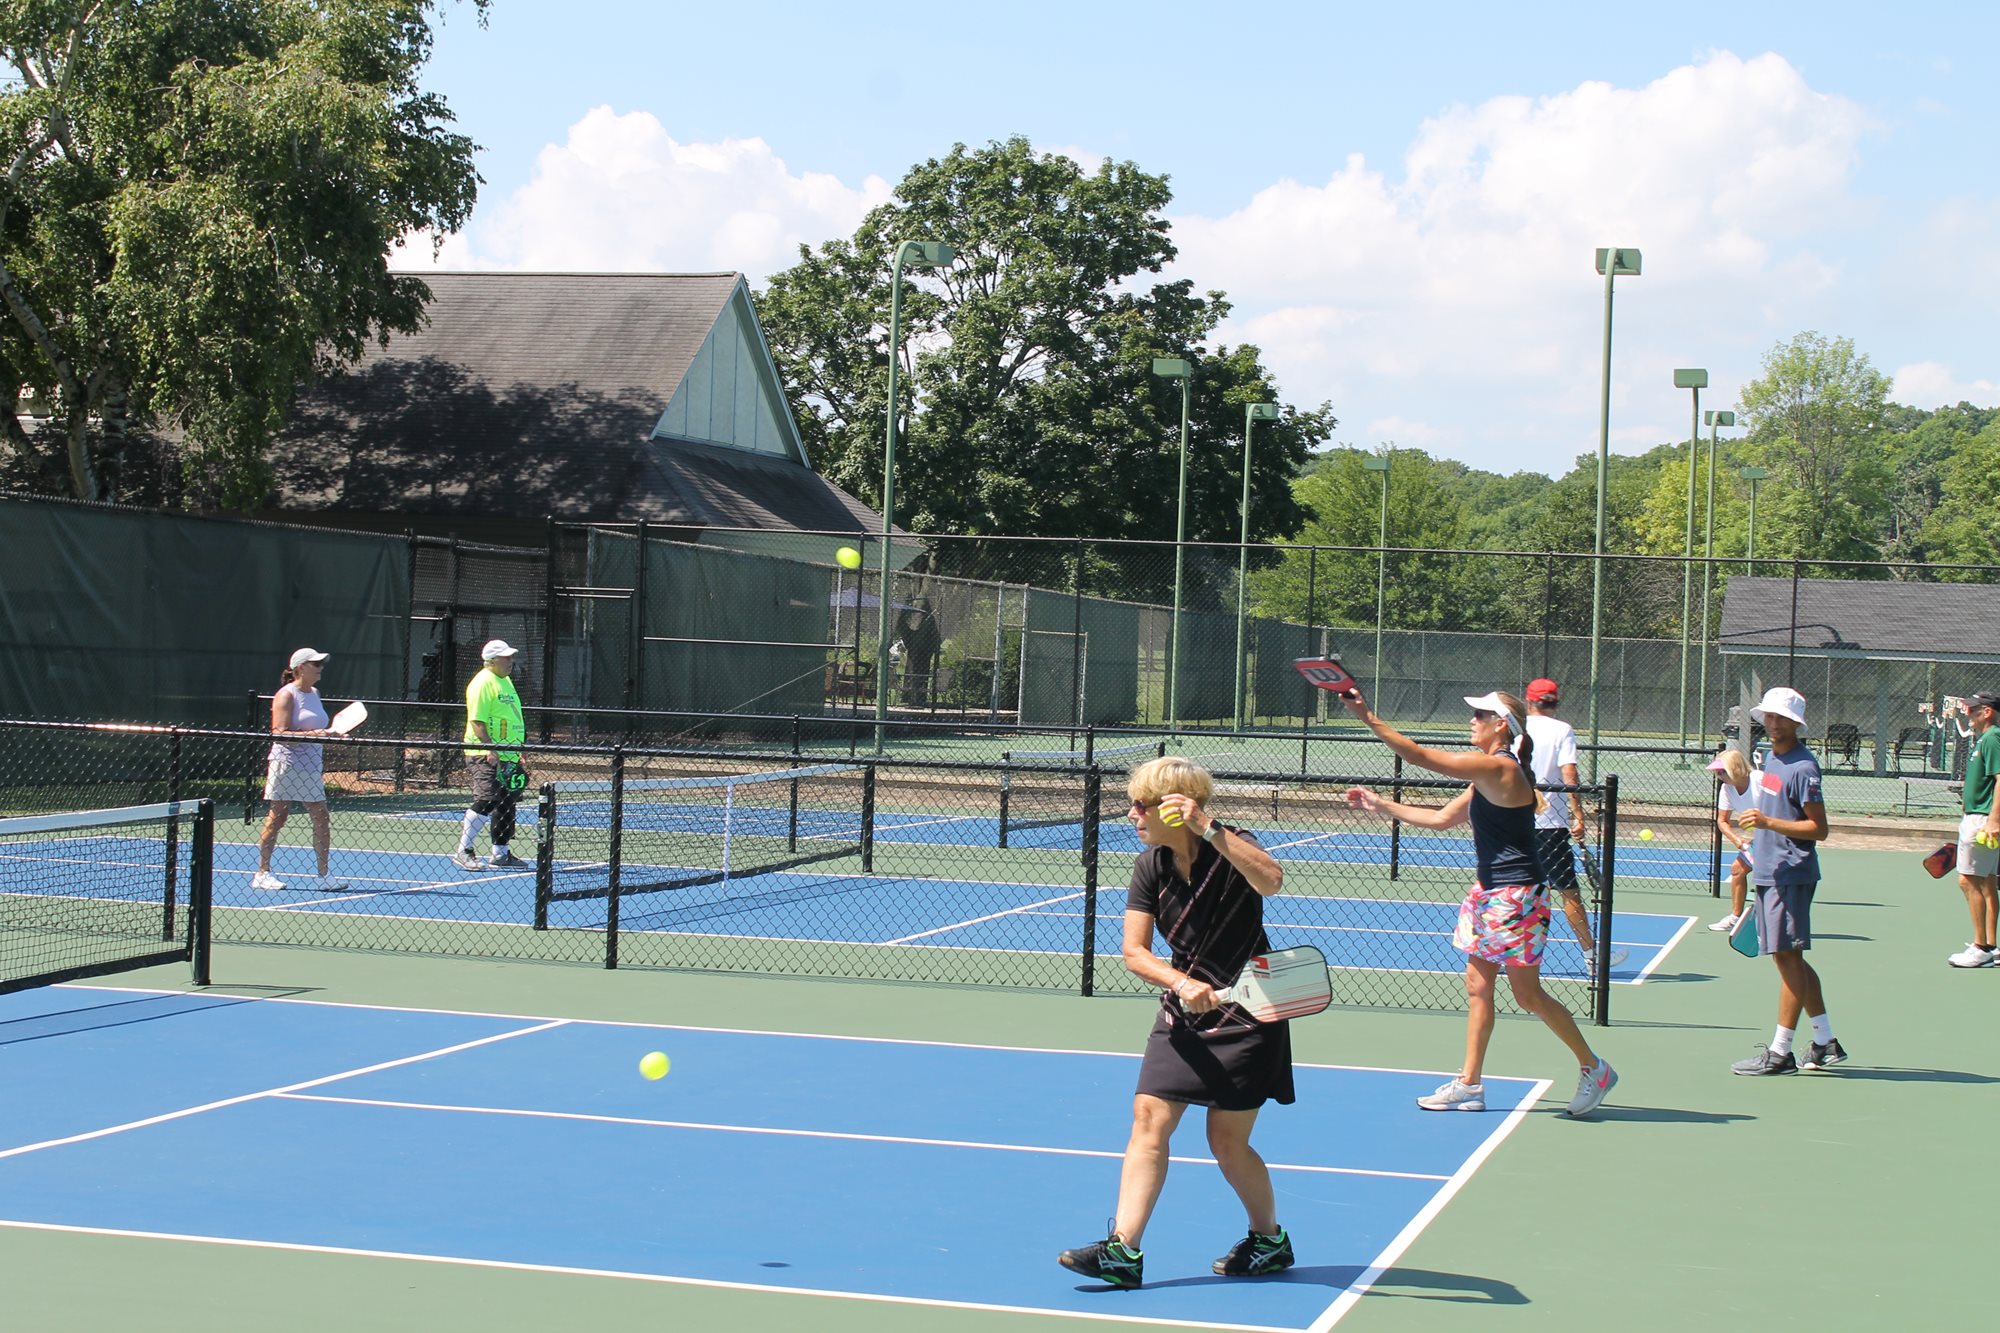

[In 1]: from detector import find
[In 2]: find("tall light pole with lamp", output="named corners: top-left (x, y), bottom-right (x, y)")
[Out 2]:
top-left (1741, 465), bottom-right (1769, 571)
top-left (1672, 368), bottom-right (1707, 756)
top-left (1153, 357), bottom-right (1193, 728)
top-left (1363, 453), bottom-right (1390, 705)
top-left (1586, 247), bottom-right (1641, 778)
top-left (1694, 408), bottom-right (1735, 744)
top-left (1234, 402), bottom-right (1281, 730)
top-left (873, 238), bottom-right (955, 749)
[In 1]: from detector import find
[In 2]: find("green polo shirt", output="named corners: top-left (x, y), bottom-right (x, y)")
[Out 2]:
top-left (1966, 726), bottom-right (2000, 817)
top-left (463, 668), bottom-right (524, 762)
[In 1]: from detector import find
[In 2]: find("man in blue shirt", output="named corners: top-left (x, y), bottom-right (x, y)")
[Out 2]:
top-left (1731, 687), bottom-right (1847, 1075)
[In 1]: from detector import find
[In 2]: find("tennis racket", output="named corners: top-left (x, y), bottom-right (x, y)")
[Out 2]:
top-left (1213, 945), bottom-right (1332, 1022)
top-left (1728, 894), bottom-right (1760, 959)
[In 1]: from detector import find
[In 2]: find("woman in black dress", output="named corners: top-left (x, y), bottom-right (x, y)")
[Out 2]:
top-left (1058, 756), bottom-right (1295, 1290)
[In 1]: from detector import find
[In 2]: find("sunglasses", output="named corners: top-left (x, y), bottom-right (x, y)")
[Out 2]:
top-left (1470, 709), bottom-right (1500, 722)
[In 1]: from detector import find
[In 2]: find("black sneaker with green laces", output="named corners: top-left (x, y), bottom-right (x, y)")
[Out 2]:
top-left (1213, 1227), bottom-right (1295, 1277)
top-left (1058, 1232), bottom-right (1143, 1288)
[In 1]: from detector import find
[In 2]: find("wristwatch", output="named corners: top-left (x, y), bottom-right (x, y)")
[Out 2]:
top-left (1201, 821), bottom-right (1224, 844)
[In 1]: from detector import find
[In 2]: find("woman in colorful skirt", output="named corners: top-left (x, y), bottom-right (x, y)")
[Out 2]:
top-left (1339, 687), bottom-right (1617, 1117)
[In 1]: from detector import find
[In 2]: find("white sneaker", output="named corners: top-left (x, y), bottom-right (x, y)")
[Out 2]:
top-left (1416, 1079), bottom-right (1486, 1112)
top-left (1708, 913), bottom-right (1738, 933)
top-left (1947, 943), bottom-right (1996, 968)
top-left (1565, 1058), bottom-right (1618, 1117)
top-left (312, 875), bottom-right (350, 892)
top-left (451, 850), bottom-right (485, 872)
top-left (250, 870), bottom-right (286, 891)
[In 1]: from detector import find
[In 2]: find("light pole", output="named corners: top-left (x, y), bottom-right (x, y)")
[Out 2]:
top-left (1153, 357), bottom-right (1193, 729)
top-left (1672, 368), bottom-right (1707, 756)
top-left (1586, 247), bottom-right (1641, 779)
top-left (874, 238), bottom-right (955, 749)
top-left (1363, 453), bottom-right (1390, 705)
top-left (1741, 465), bottom-right (1769, 572)
top-left (1235, 402), bottom-right (1281, 730)
top-left (1695, 408), bottom-right (1735, 747)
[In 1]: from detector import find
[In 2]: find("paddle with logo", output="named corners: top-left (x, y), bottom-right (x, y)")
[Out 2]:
top-left (1213, 945), bottom-right (1333, 1022)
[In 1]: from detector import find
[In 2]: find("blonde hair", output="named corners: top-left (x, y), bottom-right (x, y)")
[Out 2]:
top-left (1713, 749), bottom-right (1750, 786)
top-left (1128, 755), bottom-right (1213, 808)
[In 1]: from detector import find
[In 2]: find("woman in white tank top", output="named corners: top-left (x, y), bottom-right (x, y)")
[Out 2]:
top-left (255, 648), bottom-right (345, 892)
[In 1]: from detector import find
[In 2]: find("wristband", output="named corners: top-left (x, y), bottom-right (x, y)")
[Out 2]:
top-left (1173, 976), bottom-right (1189, 997)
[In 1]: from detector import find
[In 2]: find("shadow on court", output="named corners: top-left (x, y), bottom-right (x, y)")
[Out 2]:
top-left (1359, 1267), bottom-right (1529, 1305)
top-left (0, 993), bottom-right (251, 1047)
top-left (1819, 1067), bottom-right (2000, 1085)
top-left (1592, 1104), bottom-right (1756, 1125)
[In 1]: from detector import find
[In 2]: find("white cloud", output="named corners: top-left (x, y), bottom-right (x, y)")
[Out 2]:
top-left (1170, 51), bottom-right (1874, 474)
top-left (412, 107), bottom-right (893, 279)
top-left (1891, 361), bottom-right (2000, 409)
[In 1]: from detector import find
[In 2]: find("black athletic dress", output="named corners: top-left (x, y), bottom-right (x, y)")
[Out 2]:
top-left (1126, 829), bottom-right (1296, 1111)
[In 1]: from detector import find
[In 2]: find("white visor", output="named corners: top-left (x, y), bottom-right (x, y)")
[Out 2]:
top-left (1464, 692), bottom-right (1520, 734)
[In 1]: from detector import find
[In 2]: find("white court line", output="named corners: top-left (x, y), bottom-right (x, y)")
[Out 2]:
top-left (0, 1019), bottom-right (567, 1161)
top-left (880, 891), bottom-right (1085, 946)
top-left (0, 1219), bottom-right (1296, 1333)
top-left (272, 870), bottom-right (532, 912)
top-left (1307, 1078), bottom-right (1554, 1333)
top-left (274, 1092), bottom-right (1449, 1181)
top-left (1633, 912), bottom-right (1701, 981)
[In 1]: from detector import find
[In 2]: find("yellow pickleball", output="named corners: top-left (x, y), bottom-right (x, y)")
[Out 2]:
top-left (1161, 809), bottom-right (1185, 827)
top-left (638, 1051), bottom-right (670, 1081)
top-left (1640, 829), bottom-right (1654, 841)
top-left (836, 546), bottom-right (862, 570)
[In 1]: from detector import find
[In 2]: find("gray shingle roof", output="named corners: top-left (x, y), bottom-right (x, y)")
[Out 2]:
top-left (266, 272), bottom-right (876, 531)
top-left (1719, 575), bottom-right (2000, 658)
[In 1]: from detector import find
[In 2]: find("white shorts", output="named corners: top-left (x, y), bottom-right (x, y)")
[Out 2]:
top-left (1958, 812), bottom-right (1999, 878)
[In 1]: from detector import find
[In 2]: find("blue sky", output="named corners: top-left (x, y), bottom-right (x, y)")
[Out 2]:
top-left (415, 1), bottom-right (2000, 477)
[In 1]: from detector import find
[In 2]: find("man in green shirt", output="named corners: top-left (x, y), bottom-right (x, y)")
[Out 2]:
top-left (453, 639), bottom-right (530, 871)
top-left (1948, 690), bottom-right (2000, 967)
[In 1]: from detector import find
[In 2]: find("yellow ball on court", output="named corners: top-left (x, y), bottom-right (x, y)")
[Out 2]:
top-left (1639, 829), bottom-right (1654, 841)
top-left (638, 1051), bottom-right (670, 1081)
top-left (835, 546), bottom-right (862, 570)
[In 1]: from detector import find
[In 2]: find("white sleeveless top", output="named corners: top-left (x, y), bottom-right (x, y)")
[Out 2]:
top-left (269, 684), bottom-right (329, 770)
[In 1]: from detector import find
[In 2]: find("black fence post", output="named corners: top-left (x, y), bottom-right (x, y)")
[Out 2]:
top-left (1388, 754), bottom-right (1405, 880)
top-left (1787, 559), bottom-right (1801, 687)
top-left (1300, 545), bottom-right (1318, 773)
top-left (1070, 537), bottom-right (1086, 740)
top-left (164, 730), bottom-right (183, 941)
top-left (1594, 774), bottom-right (1619, 1026)
top-left (532, 781), bottom-right (556, 931)
top-left (1709, 771), bottom-right (1724, 900)
top-left (860, 763), bottom-right (877, 873)
top-left (541, 516), bottom-right (560, 739)
top-left (604, 746), bottom-right (624, 969)
top-left (629, 520), bottom-right (649, 735)
top-left (188, 800), bottom-right (214, 987)
top-left (1080, 763), bottom-right (1101, 996)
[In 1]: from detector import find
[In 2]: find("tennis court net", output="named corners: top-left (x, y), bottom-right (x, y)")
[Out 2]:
top-left (0, 800), bottom-right (214, 994)
top-left (534, 761), bottom-right (875, 918)
top-left (997, 740), bottom-right (1163, 848)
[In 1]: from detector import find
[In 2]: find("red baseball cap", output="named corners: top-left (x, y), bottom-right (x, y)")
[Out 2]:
top-left (1526, 677), bottom-right (1560, 703)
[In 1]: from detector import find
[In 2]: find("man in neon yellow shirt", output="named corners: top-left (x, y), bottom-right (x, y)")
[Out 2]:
top-left (453, 639), bottom-right (529, 871)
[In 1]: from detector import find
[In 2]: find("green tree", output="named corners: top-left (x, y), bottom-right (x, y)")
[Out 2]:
top-left (758, 137), bottom-right (1332, 587)
top-left (1737, 332), bottom-right (1893, 563)
top-left (0, 0), bottom-right (484, 507)
top-left (1915, 416), bottom-right (2000, 573)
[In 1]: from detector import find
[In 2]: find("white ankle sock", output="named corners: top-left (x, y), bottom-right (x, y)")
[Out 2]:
top-left (1770, 1026), bottom-right (1795, 1056)
top-left (1809, 1014), bottom-right (1833, 1046)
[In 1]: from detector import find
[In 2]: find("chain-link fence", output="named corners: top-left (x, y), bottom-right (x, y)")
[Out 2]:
top-left (1, 718), bottom-right (1628, 1020)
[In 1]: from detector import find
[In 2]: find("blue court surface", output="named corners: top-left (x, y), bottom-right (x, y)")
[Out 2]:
top-left (0, 984), bottom-right (1554, 1330)
top-left (1, 832), bottom-right (1697, 983)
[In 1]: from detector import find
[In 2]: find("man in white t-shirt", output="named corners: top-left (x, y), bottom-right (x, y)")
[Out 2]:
top-left (1521, 679), bottom-right (1622, 972)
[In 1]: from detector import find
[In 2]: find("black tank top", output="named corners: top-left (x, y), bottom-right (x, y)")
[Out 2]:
top-left (1469, 750), bottom-right (1544, 887)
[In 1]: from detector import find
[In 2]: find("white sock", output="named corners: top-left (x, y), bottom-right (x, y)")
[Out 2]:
top-left (1771, 1026), bottom-right (1795, 1056)
top-left (1809, 1014), bottom-right (1834, 1046)
top-left (460, 811), bottom-right (489, 850)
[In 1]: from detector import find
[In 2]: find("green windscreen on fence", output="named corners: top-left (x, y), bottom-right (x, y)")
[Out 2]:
top-left (0, 495), bottom-right (407, 724)
top-left (1022, 588), bottom-right (1140, 726)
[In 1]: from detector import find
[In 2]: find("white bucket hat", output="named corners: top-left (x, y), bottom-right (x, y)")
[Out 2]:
top-left (1750, 686), bottom-right (1809, 733)
top-left (481, 639), bottom-right (520, 660)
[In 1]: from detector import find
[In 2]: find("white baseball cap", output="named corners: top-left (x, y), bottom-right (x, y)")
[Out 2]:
top-left (288, 647), bottom-right (329, 670)
top-left (1750, 686), bottom-right (1809, 732)
top-left (481, 639), bottom-right (520, 660)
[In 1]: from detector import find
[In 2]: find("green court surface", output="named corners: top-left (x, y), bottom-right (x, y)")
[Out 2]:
top-left (6, 841), bottom-right (1985, 1331)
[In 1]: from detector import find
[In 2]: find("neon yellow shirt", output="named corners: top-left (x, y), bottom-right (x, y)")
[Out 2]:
top-left (463, 668), bottom-right (524, 761)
